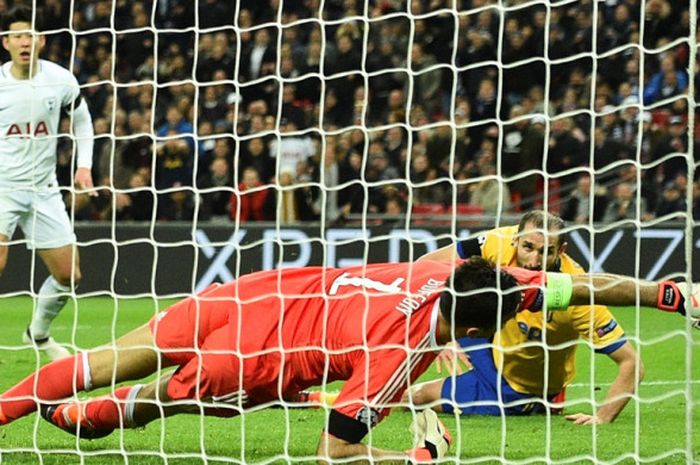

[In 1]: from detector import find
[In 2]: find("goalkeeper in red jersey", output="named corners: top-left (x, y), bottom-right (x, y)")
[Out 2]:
top-left (0, 258), bottom-right (698, 463)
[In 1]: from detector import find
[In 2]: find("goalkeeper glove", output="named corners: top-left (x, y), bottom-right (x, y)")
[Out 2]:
top-left (658, 281), bottom-right (700, 328)
top-left (406, 410), bottom-right (452, 463)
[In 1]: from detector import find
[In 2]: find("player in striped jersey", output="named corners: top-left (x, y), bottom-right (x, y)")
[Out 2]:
top-left (0, 6), bottom-right (95, 360)
top-left (1, 258), bottom-right (697, 461)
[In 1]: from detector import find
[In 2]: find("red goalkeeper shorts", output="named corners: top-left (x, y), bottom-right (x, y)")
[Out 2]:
top-left (148, 283), bottom-right (246, 417)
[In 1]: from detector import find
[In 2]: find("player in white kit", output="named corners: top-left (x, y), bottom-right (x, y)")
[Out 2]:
top-left (1, 6), bottom-right (95, 360)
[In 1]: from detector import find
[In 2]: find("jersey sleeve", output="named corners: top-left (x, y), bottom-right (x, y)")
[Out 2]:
top-left (61, 70), bottom-right (82, 109)
top-left (569, 304), bottom-right (626, 354)
top-left (502, 267), bottom-right (546, 312)
top-left (326, 347), bottom-right (416, 443)
top-left (456, 236), bottom-right (484, 259)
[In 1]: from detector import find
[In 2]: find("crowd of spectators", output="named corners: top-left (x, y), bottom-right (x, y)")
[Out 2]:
top-left (1, 0), bottom-right (699, 224)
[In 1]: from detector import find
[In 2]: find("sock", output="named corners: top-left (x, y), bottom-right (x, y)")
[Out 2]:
top-left (0, 354), bottom-right (85, 423)
top-left (30, 277), bottom-right (72, 340)
top-left (84, 385), bottom-right (143, 430)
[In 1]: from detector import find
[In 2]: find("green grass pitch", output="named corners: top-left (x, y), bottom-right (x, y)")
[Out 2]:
top-left (0, 296), bottom-right (698, 464)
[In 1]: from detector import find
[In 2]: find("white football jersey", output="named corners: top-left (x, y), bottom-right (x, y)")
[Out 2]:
top-left (270, 136), bottom-right (316, 174)
top-left (0, 60), bottom-right (81, 187)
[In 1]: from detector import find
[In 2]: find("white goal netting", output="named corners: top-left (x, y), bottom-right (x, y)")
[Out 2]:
top-left (0, 0), bottom-right (698, 463)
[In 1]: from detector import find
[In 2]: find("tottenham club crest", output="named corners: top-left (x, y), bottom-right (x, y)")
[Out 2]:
top-left (44, 97), bottom-right (57, 112)
top-left (355, 406), bottom-right (379, 427)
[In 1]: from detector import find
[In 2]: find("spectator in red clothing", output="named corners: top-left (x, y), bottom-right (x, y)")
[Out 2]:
top-left (229, 167), bottom-right (272, 222)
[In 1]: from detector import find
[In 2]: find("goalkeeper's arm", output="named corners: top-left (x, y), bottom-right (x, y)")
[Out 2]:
top-left (317, 432), bottom-right (410, 465)
top-left (317, 409), bottom-right (451, 464)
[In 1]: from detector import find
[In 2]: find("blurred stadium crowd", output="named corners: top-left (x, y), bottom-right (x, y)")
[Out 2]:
top-left (1, 0), bottom-right (699, 224)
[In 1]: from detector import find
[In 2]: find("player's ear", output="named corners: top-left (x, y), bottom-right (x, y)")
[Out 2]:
top-left (464, 327), bottom-right (482, 338)
top-left (37, 34), bottom-right (46, 50)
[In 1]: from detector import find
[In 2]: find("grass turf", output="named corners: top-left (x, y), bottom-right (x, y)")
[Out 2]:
top-left (0, 296), bottom-right (698, 464)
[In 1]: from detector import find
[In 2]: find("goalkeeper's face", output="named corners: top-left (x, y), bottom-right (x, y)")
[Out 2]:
top-left (2, 21), bottom-right (44, 69)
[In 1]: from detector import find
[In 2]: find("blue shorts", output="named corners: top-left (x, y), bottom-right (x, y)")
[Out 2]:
top-left (440, 338), bottom-right (551, 416)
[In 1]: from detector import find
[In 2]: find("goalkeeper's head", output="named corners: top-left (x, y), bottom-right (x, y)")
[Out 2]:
top-left (439, 256), bottom-right (521, 339)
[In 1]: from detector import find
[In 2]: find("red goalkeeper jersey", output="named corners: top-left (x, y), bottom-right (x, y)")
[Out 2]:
top-left (153, 260), bottom-right (544, 442)
top-left (226, 262), bottom-right (450, 419)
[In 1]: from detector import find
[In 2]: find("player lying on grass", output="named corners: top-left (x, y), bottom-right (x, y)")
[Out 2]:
top-left (405, 211), bottom-right (696, 425)
top-left (0, 259), bottom-right (699, 463)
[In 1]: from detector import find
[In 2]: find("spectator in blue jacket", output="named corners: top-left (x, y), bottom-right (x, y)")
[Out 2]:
top-left (643, 55), bottom-right (688, 104)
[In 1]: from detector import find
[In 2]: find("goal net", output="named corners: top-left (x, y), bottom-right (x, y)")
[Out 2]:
top-left (0, 0), bottom-right (698, 463)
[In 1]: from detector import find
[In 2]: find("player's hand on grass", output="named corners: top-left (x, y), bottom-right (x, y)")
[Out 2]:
top-left (74, 167), bottom-right (97, 197)
top-left (565, 413), bottom-right (601, 425)
top-left (434, 341), bottom-right (471, 375)
top-left (406, 410), bottom-right (452, 462)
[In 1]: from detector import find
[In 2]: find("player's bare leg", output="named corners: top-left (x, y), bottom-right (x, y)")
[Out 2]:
top-left (32, 323), bottom-right (162, 436)
top-left (42, 371), bottom-right (190, 438)
top-left (23, 245), bottom-right (82, 360)
top-left (85, 323), bottom-right (163, 386)
top-left (39, 244), bottom-right (82, 288)
top-left (0, 234), bottom-right (9, 276)
top-left (402, 379), bottom-right (446, 413)
top-left (0, 324), bottom-right (163, 426)
top-left (43, 346), bottom-right (236, 438)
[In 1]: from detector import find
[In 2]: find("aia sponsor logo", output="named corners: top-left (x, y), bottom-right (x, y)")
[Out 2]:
top-left (5, 121), bottom-right (49, 137)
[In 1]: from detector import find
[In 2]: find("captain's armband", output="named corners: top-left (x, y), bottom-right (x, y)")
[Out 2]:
top-left (545, 272), bottom-right (573, 310)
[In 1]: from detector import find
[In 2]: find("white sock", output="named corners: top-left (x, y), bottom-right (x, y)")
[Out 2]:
top-left (30, 276), bottom-right (71, 340)
top-left (124, 384), bottom-right (145, 428)
top-left (82, 351), bottom-right (93, 391)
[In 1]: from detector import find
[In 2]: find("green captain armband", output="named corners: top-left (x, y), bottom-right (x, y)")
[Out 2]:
top-left (545, 272), bottom-right (573, 310)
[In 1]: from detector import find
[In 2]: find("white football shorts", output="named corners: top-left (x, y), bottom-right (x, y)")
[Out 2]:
top-left (0, 186), bottom-right (76, 250)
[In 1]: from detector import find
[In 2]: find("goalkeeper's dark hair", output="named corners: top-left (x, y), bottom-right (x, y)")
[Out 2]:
top-left (1, 5), bottom-right (41, 32)
top-left (440, 256), bottom-right (521, 330)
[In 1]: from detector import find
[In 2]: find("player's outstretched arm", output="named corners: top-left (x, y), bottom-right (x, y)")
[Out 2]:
top-left (565, 274), bottom-right (700, 319)
top-left (317, 410), bottom-right (451, 464)
top-left (317, 433), bottom-right (408, 464)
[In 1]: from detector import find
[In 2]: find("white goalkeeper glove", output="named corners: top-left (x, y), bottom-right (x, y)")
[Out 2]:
top-left (657, 281), bottom-right (700, 329)
top-left (675, 283), bottom-right (700, 318)
top-left (676, 283), bottom-right (700, 329)
top-left (406, 410), bottom-right (452, 463)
